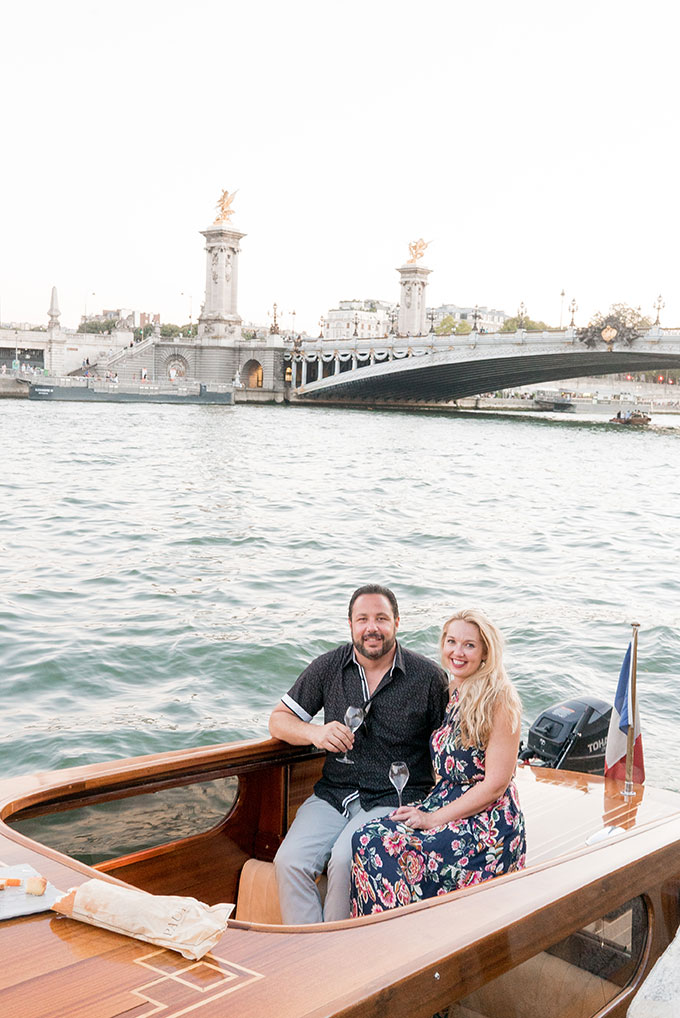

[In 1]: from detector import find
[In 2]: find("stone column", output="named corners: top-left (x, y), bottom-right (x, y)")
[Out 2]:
top-left (334, 355), bottom-right (340, 375)
top-left (46, 285), bottom-right (64, 376)
top-left (397, 263), bottom-right (432, 338)
top-left (197, 223), bottom-right (246, 345)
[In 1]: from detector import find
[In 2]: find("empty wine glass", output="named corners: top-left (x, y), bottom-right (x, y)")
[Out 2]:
top-left (337, 705), bottom-right (364, 764)
top-left (389, 761), bottom-right (409, 807)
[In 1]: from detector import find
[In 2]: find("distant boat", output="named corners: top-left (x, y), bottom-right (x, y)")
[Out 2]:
top-left (609, 409), bottom-right (651, 426)
top-left (532, 388), bottom-right (575, 412)
top-left (28, 378), bottom-right (233, 405)
top-left (533, 396), bottom-right (575, 412)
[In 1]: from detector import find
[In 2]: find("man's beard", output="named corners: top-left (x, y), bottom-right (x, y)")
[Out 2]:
top-left (354, 632), bottom-right (396, 661)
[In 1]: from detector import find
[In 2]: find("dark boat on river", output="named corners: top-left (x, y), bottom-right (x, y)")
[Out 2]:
top-left (609, 410), bottom-right (651, 426)
top-left (28, 377), bottom-right (234, 405)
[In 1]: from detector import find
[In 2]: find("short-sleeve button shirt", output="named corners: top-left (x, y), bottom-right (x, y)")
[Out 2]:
top-left (282, 642), bottom-right (449, 815)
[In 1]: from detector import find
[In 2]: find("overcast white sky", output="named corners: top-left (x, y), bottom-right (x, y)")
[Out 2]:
top-left (2, 0), bottom-right (679, 333)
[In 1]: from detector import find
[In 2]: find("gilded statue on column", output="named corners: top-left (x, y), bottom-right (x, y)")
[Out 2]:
top-left (407, 238), bottom-right (430, 263)
top-left (214, 189), bottom-right (237, 224)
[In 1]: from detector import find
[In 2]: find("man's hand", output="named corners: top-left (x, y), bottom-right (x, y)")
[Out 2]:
top-left (310, 721), bottom-right (354, 754)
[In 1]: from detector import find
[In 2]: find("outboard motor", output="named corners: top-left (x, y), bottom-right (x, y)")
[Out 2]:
top-left (519, 696), bottom-right (612, 775)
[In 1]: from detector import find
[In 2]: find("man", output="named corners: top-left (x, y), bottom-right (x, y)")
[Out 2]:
top-left (269, 584), bottom-right (448, 924)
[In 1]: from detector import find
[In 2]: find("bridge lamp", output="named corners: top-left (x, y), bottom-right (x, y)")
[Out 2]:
top-left (427, 309), bottom-right (436, 334)
top-left (517, 302), bottom-right (527, 329)
top-left (569, 299), bottom-right (578, 327)
top-left (654, 295), bottom-right (665, 326)
top-left (353, 313), bottom-right (359, 338)
top-left (388, 310), bottom-right (397, 336)
top-left (472, 305), bottom-right (481, 333)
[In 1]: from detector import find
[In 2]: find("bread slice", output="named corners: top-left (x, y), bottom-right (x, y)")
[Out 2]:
top-left (26, 876), bottom-right (47, 896)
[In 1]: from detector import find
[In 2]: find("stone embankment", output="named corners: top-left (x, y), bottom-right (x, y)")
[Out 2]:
top-left (0, 377), bottom-right (29, 398)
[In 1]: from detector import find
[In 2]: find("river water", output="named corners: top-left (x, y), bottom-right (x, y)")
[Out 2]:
top-left (2, 400), bottom-right (679, 790)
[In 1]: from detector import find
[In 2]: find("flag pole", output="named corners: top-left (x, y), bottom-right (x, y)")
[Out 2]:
top-left (623, 622), bottom-right (640, 798)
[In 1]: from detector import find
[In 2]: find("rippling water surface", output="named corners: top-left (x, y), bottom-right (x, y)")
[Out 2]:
top-left (1, 400), bottom-right (679, 789)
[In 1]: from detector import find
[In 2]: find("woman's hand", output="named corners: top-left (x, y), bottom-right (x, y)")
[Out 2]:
top-left (391, 806), bottom-right (441, 830)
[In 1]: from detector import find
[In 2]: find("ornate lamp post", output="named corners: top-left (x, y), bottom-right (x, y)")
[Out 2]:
top-left (560, 289), bottom-right (566, 328)
top-left (427, 309), bottom-right (436, 334)
top-left (388, 309), bottom-right (397, 336)
top-left (517, 302), bottom-right (527, 330)
top-left (353, 312), bottom-right (359, 338)
top-left (318, 316), bottom-right (325, 339)
top-left (569, 299), bottom-right (578, 327)
top-left (269, 303), bottom-right (280, 335)
top-left (471, 305), bottom-right (482, 333)
top-left (654, 294), bottom-right (665, 326)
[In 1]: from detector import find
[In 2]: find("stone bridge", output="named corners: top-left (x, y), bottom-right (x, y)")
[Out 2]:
top-left (286, 328), bottom-right (680, 402)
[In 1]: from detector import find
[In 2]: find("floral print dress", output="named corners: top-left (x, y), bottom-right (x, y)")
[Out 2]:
top-left (350, 689), bottom-right (526, 916)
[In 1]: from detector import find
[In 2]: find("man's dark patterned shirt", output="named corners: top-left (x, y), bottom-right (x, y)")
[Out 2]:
top-left (282, 641), bottom-right (449, 814)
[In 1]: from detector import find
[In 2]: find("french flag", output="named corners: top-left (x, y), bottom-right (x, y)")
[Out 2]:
top-left (604, 642), bottom-right (645, 784)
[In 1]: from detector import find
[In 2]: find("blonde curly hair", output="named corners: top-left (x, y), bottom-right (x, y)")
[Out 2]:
top-left (439, 608), bottom-right (521, 749)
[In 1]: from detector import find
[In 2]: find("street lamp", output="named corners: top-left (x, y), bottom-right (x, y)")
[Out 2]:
top-left (569, 299), bottom-right (578, 327)
top-left (427, 309), bottom-right (436, 334)
top-left (353, 312), bottom-right (359, 338)
top-left (471, 305), bottom-right (482, 334)
top-left (318, 316), bottom-right (325, 339)
top-left (517, 302), bottom-right (527, 330)
top-left (654, 294), bottom-right (665, 327)
top-left (388, 309), bottom-right (397, 336)
top-left (290, 310), bottom-right (296, 338)
top-left (268, 303), bottom-right (280, 335)
top-left (559, 289), bottom-right (566, 329)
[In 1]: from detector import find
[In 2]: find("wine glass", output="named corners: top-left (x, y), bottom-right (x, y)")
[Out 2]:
top-left (389, 761), bottom-right (409, 807)
top-left (337, 706), bottom-right (364, 764)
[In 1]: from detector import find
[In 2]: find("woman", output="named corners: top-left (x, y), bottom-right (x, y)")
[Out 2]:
top-left (350, 609), bottom-right (526, 916)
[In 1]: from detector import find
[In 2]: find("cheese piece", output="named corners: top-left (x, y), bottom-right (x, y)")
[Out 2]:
top-left (26, 876), bottom-right (47, 896)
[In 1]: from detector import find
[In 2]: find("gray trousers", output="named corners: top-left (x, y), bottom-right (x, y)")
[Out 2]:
top-left (273, 793), bottom-right (392, 924)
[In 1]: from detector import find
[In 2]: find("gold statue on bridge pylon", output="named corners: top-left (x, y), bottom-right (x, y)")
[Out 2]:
top-left (407, 238), bottom-right (430, 263)
top-left (214, 189), bottom-right (237, 224)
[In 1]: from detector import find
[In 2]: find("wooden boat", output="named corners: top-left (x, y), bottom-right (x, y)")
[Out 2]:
top-left (2, 734), bottom-right (680, 1018)
top-left (608, 410), bottom-right (651, 426)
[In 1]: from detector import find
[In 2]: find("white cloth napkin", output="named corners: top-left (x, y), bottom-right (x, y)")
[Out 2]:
top-left (53, 878), bottom-right (233, 959)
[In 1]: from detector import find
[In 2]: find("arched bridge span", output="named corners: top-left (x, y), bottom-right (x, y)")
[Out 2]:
top-left (287, 330), bottom-right (680, 402)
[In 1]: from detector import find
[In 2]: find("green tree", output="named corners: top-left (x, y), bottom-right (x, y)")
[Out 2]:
top-left (500, 315), bottom-right (550, 333)
top-left (434, 316), bottom-right (473, 336)
top-left (435, 315), bottom-right (456, 335)
top-left (77, 319), bottom-right (119, 335)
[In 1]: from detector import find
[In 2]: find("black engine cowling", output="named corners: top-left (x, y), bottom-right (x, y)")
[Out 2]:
top-left (519, 695), bottom-right (612, 774)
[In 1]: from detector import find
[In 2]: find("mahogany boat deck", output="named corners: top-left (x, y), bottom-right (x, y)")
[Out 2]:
top-left (1, 738), bottom-right (680, 1018)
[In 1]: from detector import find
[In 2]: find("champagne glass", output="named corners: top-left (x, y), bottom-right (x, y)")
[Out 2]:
top-left (337, 706), bottom-right (364, 764)
top-left (389, 761), bottom-right (409, 807)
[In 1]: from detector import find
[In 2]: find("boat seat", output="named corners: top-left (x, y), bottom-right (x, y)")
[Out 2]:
top-left (235, 859), bottom-right (327, 924)
top-left (449, 950), bottom-right (618, 1018)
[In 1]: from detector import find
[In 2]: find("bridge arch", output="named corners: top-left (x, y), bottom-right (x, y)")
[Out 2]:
top-left (164, 354), bottom-right (189, 380)
top-left (242, 358), bottom-right (263, 388)
top-left (291, 331), bottom-right (680, 403)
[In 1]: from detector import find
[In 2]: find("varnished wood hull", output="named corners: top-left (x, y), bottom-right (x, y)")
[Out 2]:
top-left (1, 737), bottom-right (679, 1018)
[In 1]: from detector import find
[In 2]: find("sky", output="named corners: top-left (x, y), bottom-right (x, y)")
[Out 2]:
top-left (2, 0), bottom-right (679, 334)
